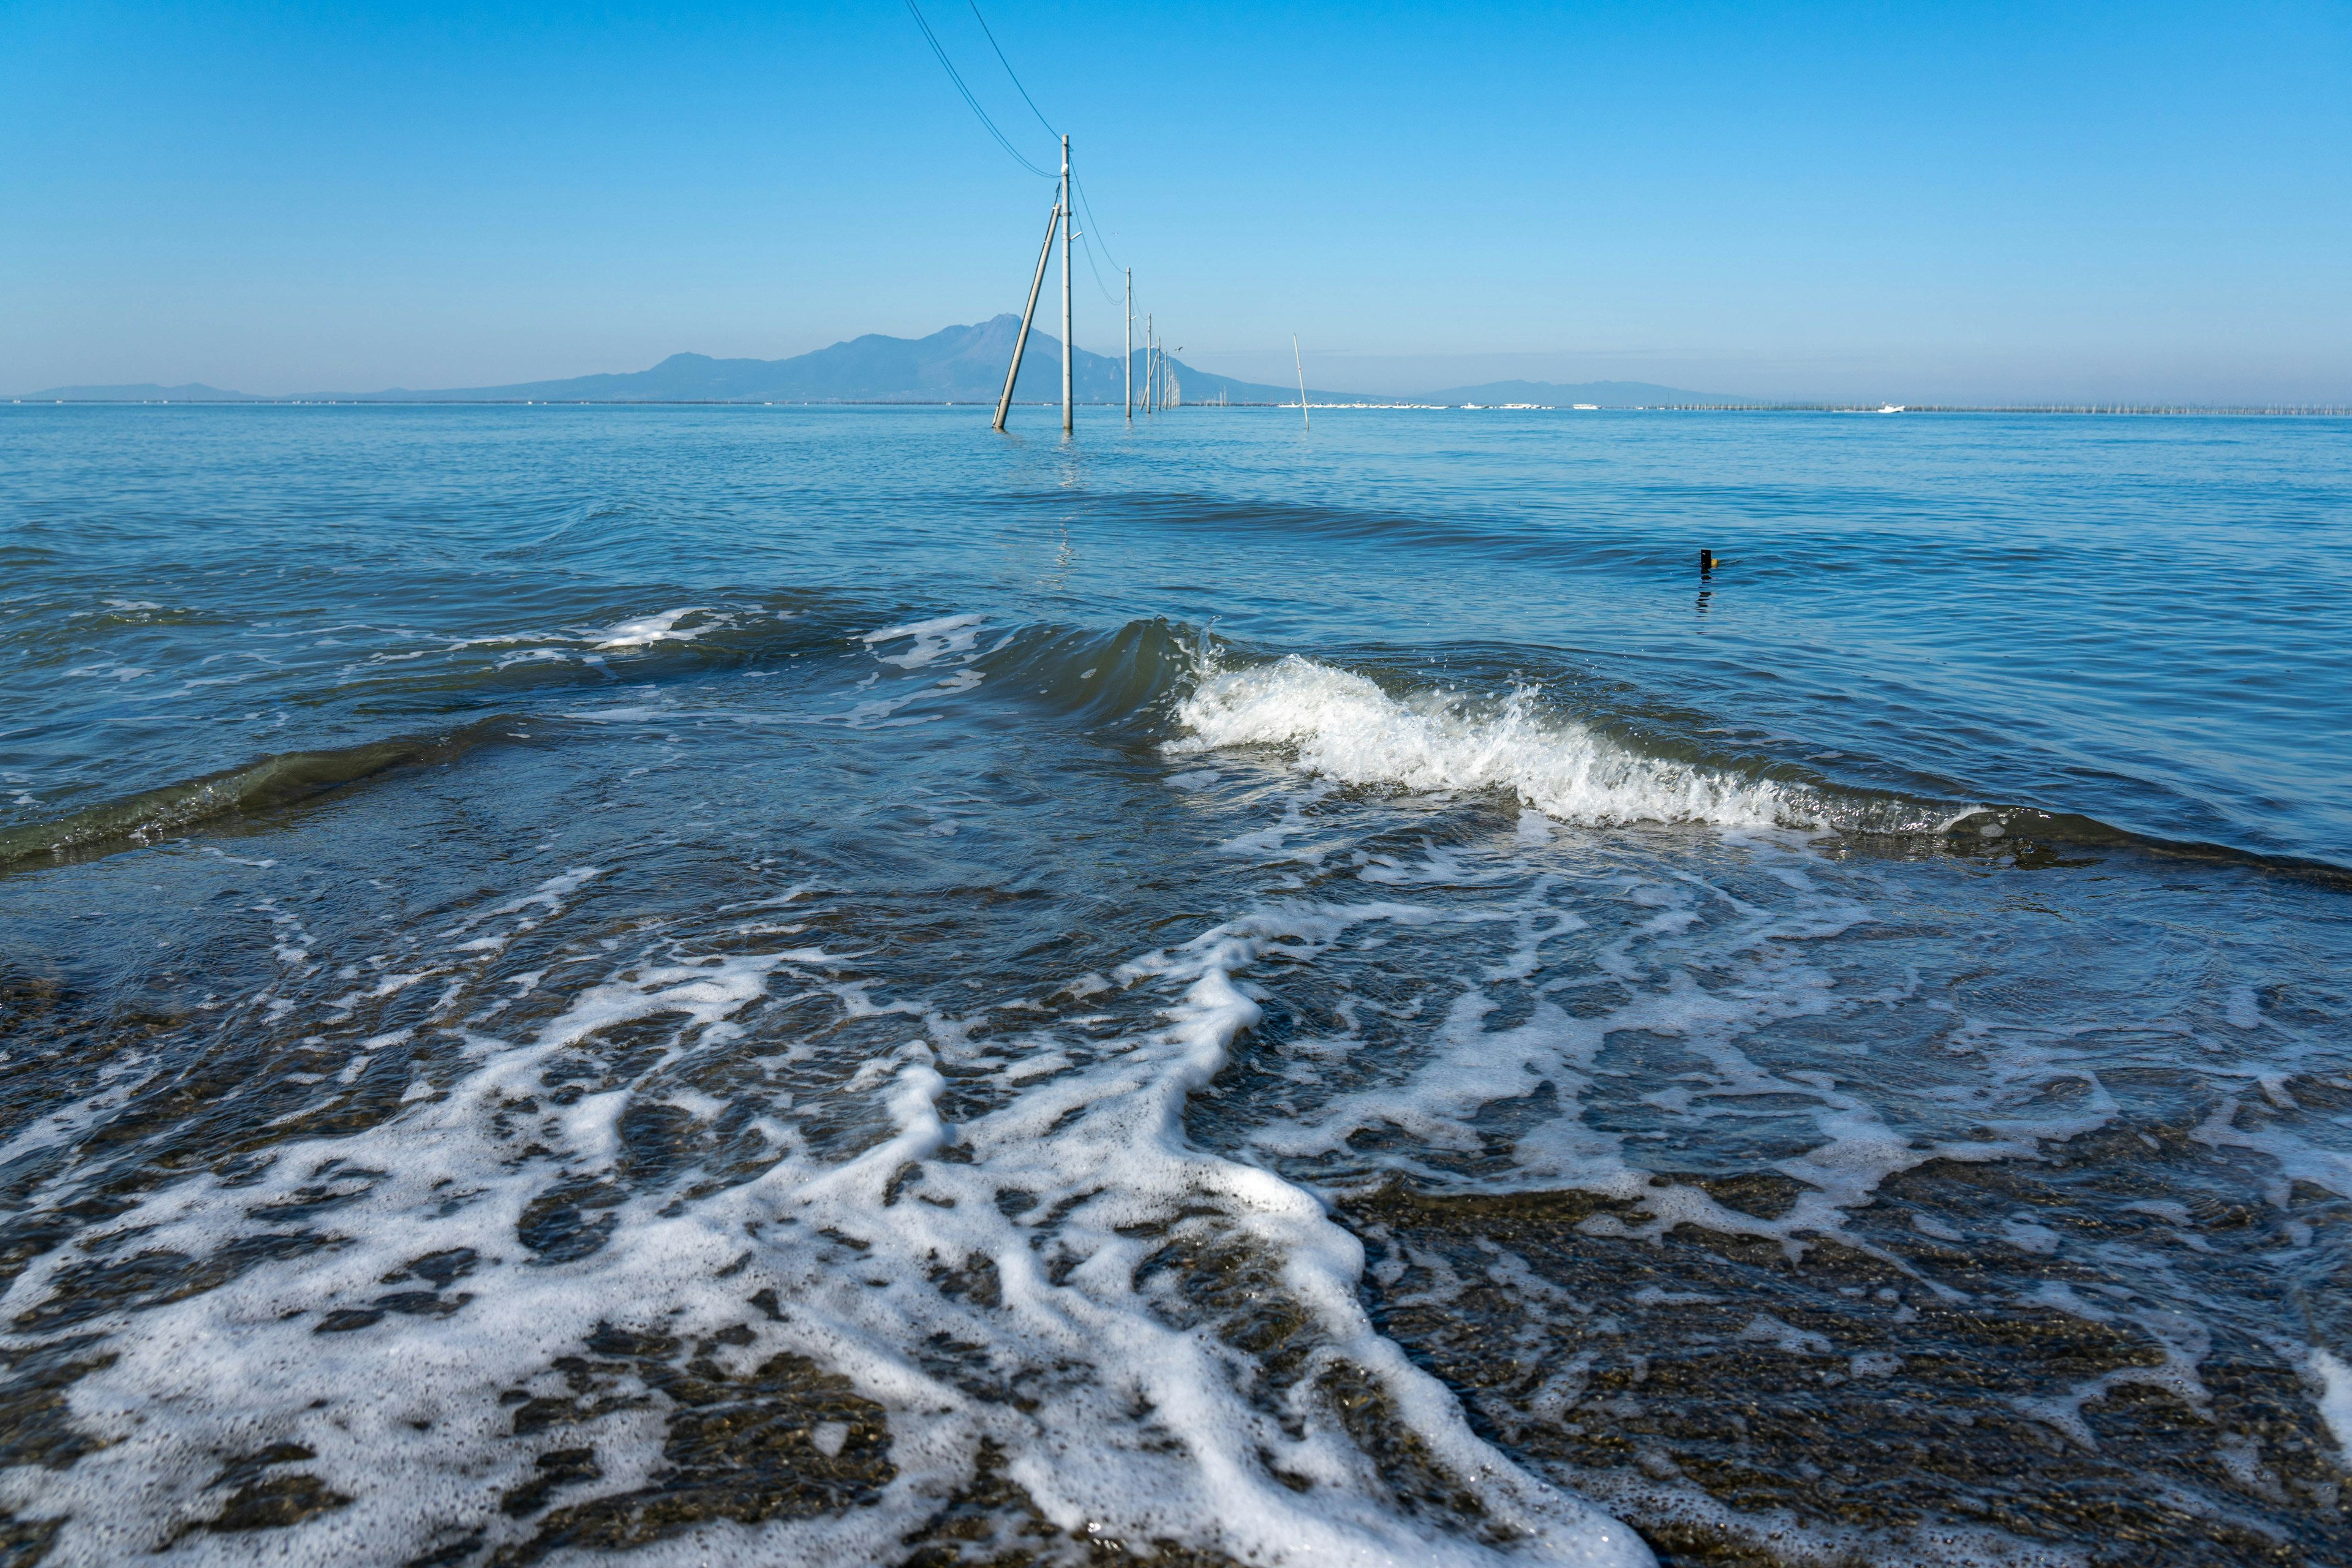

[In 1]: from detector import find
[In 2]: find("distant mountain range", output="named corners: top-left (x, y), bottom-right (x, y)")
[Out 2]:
top-left (13, 319), bottom-right (1735, 407)
top-left (19, 381), bottom-right (275, 402)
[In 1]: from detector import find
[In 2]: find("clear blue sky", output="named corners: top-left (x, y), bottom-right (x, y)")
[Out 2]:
top-left (5, 1), bottom-right (2348, 401)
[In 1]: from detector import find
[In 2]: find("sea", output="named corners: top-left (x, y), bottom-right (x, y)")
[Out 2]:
top-left (1, 402), bottom-right (2348, 1567)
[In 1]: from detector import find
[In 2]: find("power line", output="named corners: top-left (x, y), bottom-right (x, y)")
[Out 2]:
top-left (963, 0), bottom-right (1126, 274)
top-left (966, 1), bottom-right (1058, 137)
top-left (902, 0), bottom-right (1054, 179)
top-left (1070, 173), bottom-right (1121, 271)
top-left (945, 3), bottom-right (1143, 396)
top-left (1076, 222), bottom-right (1120, 307)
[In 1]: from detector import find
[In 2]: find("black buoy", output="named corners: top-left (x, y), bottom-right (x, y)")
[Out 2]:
top-left (1698, 549), bottom-right (1715, 573)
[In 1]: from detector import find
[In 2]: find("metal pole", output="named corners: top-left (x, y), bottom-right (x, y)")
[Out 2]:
top-left (1125, 269), bottom-right (1133, 421)
top-left (1060, 135), bottom-right (1072, 434)
top-left (1294, 335), bottom-right (1310, 431)
top-left (993, 200), bottom-right (1061, 433)
top-left (1145, 317), bottom-right (1154, 413)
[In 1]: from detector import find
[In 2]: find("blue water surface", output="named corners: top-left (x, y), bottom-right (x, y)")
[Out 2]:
top-left (4, 404), bottom-right (2346, 862)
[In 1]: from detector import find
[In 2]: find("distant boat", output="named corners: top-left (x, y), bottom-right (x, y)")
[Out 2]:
top-left (1573, 403), bottom-right (1598, 410)
top-left (1878, 404), bottom-right (1905, 413)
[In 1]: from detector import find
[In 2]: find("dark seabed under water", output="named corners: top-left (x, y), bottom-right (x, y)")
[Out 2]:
top-left (1, 403), bottom-right (2348, 1567)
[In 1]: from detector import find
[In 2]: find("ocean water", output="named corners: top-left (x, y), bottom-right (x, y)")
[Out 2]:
top-left (0, 403), bottom-right (2348, 1567)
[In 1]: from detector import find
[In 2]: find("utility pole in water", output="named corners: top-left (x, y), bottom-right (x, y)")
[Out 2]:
top-left (1125, 269), bottom-right (1133, 422)
top-left (993, 199), bottom-right (1061, 433)
top-left (1060, 135), bottom-right (1072, 434)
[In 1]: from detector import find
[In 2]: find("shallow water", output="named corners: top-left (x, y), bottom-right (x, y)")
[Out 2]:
top-left (0, 404), bottom-right (2347, 1566)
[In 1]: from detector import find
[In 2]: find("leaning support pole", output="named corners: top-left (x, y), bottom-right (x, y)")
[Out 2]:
top-left (993, 200), bottom-right (1063, 433)
top-left (1125, 269), bottom-right (1133, 422)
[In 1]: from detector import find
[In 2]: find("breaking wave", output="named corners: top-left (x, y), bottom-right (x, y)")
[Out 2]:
top-left (1169, 654), bottom-right (1821, 831)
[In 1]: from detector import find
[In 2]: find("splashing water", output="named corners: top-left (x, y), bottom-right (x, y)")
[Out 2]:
top-left (1, 404), bottom-right (2347, 1566)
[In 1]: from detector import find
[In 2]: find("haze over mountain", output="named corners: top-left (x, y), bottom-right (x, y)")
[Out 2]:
top-left (14, 319), bottom-right (1729, 407)
top-left (15, 381), bottom-right (270, 402)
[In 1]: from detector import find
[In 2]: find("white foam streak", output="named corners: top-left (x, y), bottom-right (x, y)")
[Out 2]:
top-left (750, 910), bottom-right (1649, 1565)
top-left (1170, 657), bottom-right (1806, 829)
top-left (595, 606), bottom-right (714, 649)
top-left (0, 877), bottom-right (1649, 1566)
top-left (860, 614), bottom-right (984, 669)
top-left (2308, 1349), bottom-right (2352, 1459)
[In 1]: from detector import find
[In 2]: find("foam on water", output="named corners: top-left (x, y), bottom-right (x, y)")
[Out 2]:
top-left (860, 614), bottom-right (986, 669)
top-left (595, 608), bottom-right (718, 650)
top-left (6, 398), bottom-right (2351, 1563)
top-left (1171, 782), bottom-right (2350, 1555)
top-left (1221, 830), bottom-right (2106, 1276)
top-left (2311, 1351), bottom-right (2352, 1455)
top-left (0, 864), bottom-right (1651, 1566)
top-left (1170, 657), bottom-right (1806, 831)
top-left (13, 760), bottom-right (2342, 1564)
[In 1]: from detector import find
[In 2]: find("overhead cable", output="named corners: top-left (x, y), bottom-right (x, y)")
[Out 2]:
top-left (1071, 174), bottom-right (1121, 271)
top-left (962, 0), bottom-right (1125, 274)
top-left (966, 1), bottom-right (1058, 137)
top-left (902, 0), bottom-right (1054, 178)
top-left (1077, 222), bottom-right (1120, 307)
top-left (915, 0), bottom-right (1131, 316)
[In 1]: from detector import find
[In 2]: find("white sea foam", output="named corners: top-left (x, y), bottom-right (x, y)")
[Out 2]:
top-left (595, 606), bottom-right (715, 649)
top-left (1169, 657), bottom-right (1806, 829)
top-left (2192, 1094), bottom-right (2352, 1202)
top-left (860, 614), bottom-right (984, 669)
top-left (0, 871), bottom-right (1649, 1566)
top-left (8, 755), bottom-right (2342, 1564)
top-left (2307, 1348), bottom-right (2352, 1458)
top-left (561, 703), bottom-right (678, 722)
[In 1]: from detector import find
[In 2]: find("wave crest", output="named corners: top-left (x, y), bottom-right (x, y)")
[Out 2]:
top-left (1169, 655), bottom-right (1810, 829)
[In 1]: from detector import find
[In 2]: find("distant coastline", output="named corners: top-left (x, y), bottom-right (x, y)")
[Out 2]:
top-left (9, 318), bottom-right (1743, 409)
top-left (12, 397), bottom-right (2347, 415)
top-left (13, 318), bottom-right (2347, 412)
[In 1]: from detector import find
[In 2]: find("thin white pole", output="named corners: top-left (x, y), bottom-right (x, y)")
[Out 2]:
top-left (993, 200), bottom-right (1061, 432)
top-left (1125, 269), bottom-right (1133, 421)
top-left (1060, 135), bottom-right (1072, 434)
top-left (1293, 335), bottom-right (1310, 431)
